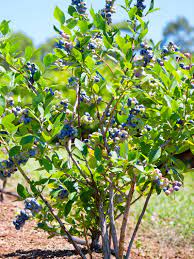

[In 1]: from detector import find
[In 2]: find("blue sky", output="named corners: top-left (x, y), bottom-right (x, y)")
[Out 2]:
top-left (0, 0), bottom-right (193, 46)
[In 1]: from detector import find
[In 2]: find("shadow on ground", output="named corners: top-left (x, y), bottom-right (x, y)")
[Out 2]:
top-left (1, 248), bottom-right (88, 259)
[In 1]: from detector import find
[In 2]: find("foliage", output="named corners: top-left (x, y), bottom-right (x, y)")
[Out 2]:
top-left (0, 0), bottom-right (193, 258)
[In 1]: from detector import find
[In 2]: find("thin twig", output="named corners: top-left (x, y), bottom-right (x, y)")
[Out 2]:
top-left (95, 52), bottom-right (114, 75)
top-left (65, 145), bottom-right (90, 185)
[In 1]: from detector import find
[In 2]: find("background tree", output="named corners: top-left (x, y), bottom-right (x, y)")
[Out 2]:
top-left (162, 17), bottom-right (194, 53)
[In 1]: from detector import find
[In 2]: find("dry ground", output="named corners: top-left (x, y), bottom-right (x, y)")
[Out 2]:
top-left (0, 195), bottom-right (193, 259)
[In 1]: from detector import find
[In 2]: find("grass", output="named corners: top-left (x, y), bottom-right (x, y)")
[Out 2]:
top-left (130, 170), bottom-right (194, 246)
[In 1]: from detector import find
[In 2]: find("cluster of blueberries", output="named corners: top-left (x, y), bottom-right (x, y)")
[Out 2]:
top-left (144, 124), bottom-right (152, 131)
top-left (122, 97), bottom-right (145, 128)
top-left (13, 198), bottom-right (42, 230)
top-left (163, 181), bottom-right (182, 195)
top-left (88, 42), bottom-right (97, 50)
top-left (0, 149), bottom-right (38, 179)
top-left (101, 0), bottom-right (116, 24)
top-left (162, 41), bottom-right (179, 54)
top-left (59, 100), bottom-right (69, 110)
top-left (71, 0), bottom-right (87, 15)
top-left (80, 90), bottom-right (91, 103)
top-left (83, 96), bottom-right (146, 145)
top-left (58, 124), bottom-right (78, 140)
top-left (56, 39), bottom-right (73, 52)
top-left (53, 185), bottom-right (69, 200)
top-left (26, 62), bottom-right (38, 85)
top-left (81, 112), bottom-right (93, 124)
top-left (89, 35), bottom-right (103, 51)
top-left (151, 169), bottom-right (182, 196)
top-left (159, 42), bottom-right (179, 65)
top-left (136, 0), bottom-right (146, 11)
top-left (68, 77), bottom-right (79, 87)
top-left (6, 98), bottom-right (32, 125)
top-left (140, 43), bottom-right (154, 66)
top-left (7, 96), bottom-right (14, 106)
top-left (93, 74), bottom-right (101, 83)
top-left (45, 87), bottom-right (55, 96)
top-left (20, 108), bottom-right (32, 124)
top-left (0, 159), bottom-right (17, 178)
top-left (109, 127), bottom-right (128, 142)
top-left (80, 90), bottom-right (102, 105)
top-left (179, 63), bottom-right (191, 71)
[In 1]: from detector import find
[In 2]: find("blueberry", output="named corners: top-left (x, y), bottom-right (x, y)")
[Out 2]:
top-left (173, 186), bottom-right (180, 191)
top-left (162, 47), bottom-right (169, 54)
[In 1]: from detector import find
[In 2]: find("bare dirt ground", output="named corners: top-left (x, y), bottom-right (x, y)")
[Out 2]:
top-left (0, 195), bottom-right (193, 259)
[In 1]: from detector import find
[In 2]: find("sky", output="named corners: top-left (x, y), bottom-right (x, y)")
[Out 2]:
top-left (0, 0), bottom-right (194, 46)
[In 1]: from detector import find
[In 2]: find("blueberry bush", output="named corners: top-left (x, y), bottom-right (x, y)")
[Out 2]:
top-left (0, 0), bottom-right (194, 258)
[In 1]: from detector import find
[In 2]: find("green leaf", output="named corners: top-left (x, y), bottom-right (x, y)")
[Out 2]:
top-left (74, 138), bottom-right (85, 151)
top-left (54, 6), bottom-right (65, 25)
top-left (190, 144), bottom-right (194, 155)
top-left (71, 48), bottom-right (82, 62)
top-left (92, 84), bottom-right (99, 94)
top-left (17, 183), bottom-right (29, 199)
top-left (149, 147), bottom-right (162, 163)
top-left (163, 95), bottom-right (172, 108)
top-left (148, 0), bottom-right (154, 12)
top-left (94, 147), bottom-right (102, 161)
top-left (128, 6), bottom-right (137, 20)
top-left (9, 146), bottom-right (21, 157)
top-left (25, 46), bottom-right (33, 61)
top-left (20, 135), bottom-right (34, 146)
top-left (53, 25), bottom-right (60, 33)
top-left (2, 113), bottom-right (15, 125)
top-left (67, 18), bottom-right (77, 29)
top-left (0, 95), bottom-right (5, 110)
top-left (43, 53), bottom-right (57, 67)
top-left (90, 9), bottom-right (106, 30)
top-left (0, 66), bottom-right (6, 73)
top-left (68, 5), bottom-right (77, 16)
top-left (78, 20), bottom-right (88, 33)
top-left (0, 20), bottom-right (10, 35)
top-left (88, 156), bottom-right (97, 169)
top-left (120, 141), bottom-right (129, 159)
top-left (40, 158), bottom-right (53, 172)
top-left (33, 70), bottom-right (41, 81)
top-left (64, 200), bottom-right (74, 216)
top-left (85, 56), bottom-right (95, 70)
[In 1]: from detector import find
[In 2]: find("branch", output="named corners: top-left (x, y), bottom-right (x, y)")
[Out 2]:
top-left (118, 177), bottom-right (136, 258)
top-left (0, 190), bottom-right (19, 198)
top-left (109, 177), bottom-right (119, 259)
top-left (112, 194), bottom-right (143, 224)
top-left (82, 214), bottom-right (93, 259)
top-left (125, 185), bottom-right (154, 259)
top-left (17, 165), bottom-right (87, 259)
top-left (99, 196), bottom-right (110, 258)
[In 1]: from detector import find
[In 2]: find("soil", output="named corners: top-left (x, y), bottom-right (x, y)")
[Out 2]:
top-left (0, 195), bottom-right (193, 259)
